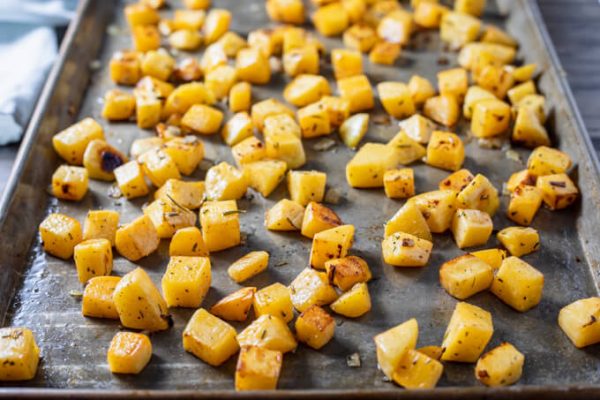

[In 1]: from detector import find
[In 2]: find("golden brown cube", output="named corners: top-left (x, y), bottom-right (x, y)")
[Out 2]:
top-left (295, 305), bottom-right (335, 349)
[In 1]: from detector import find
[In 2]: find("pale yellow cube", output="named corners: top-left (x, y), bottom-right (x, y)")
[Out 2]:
top-left (254, 283), bottom-right (294, 323)
top-left (39, 213), bottom-right (82, 259)
top-left (536, 173), bottom-right (579, 210)
top-left (162, 256), bottom-right (211, 308)
top-left (265, 199), bottom-right (305, 231)
top-left (410, 190), bottom-right (457, 233)
top-left (200, 200), bottom-right (241, 252)
top-left (331, 48), bottom-right (363, 80)
top-left (210, 287), bottom-right (256, 322)
top-left (284, 74), bottom-right (330, 107)
top-left (441, 302), bottom-right (493, 362)
top-left (74, 239), bottom-right (113, 283)
top-left (377, 82), bottom-right (415, 119)
top-left (374, 318), bottom-right (418, 379)
top-left (490, 256), bottom-right (544, 312)
top-left (51, 165), bottom-right (89, 201)
top-left (384, 201), bottom-right (432, 241)
top-left (330, 282), bottom-right (371, 318)
top-left (107, 332), bottom-right (152, 375)
top-left (243, 160), bottom-right (287, 197)
top-left (497, 226), bottom-right (540, 257)
top-left (237, 314), bottom-right (297, 353)
top-left (295, 305), bottom-right (335, 349)
top-left (169, 227), bottom-right (209, 257)
top-left (451, 209), bottom-right (493, 249)
top-left (183, 308), bottom-right (239, 366)
top-left (558, 297), bottom-right (600, 348)
top-left (392, 349), bottom-right (444, 389)
top-left (426, 131), bottom-right (465, 171)
top-left (139, 149), bottom-right (181, 187)
top-left (456, 173), bottom-right (500, 216)
top-left (287, 170), bottom-right (326, 206)
top-left (301, 202), bottom-right (341, 238)
top-left (337, 74), bottom-right (374, 113)
top-left (297, 102), bottom-right (332, 138)
top-left (346, 143), bottom-right (402, 188)
top-left (439, 254), bottom-right (493, 300)
top-left (289, 268), bottom-right (338, 312)
top-left (205, 162), bottom-right (248, 200)
top-left (235, 345), bottom-right (283, 391)
top-left (382, 232), bottom-right (433, 267)
top-left (309, 225), bottom-right (355, 270)
top-left (384, 168), bottom-right (415, 199)
top-left (221, 112), bottom-right (254, 146)
top-left (475, 342), bottom-right (525, 387)
top-left (0, 328), bottom-right (40, 381)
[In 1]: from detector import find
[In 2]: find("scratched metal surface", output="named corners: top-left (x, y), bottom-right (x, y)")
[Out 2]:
top-left (1, 0), bottom-right (600, 397)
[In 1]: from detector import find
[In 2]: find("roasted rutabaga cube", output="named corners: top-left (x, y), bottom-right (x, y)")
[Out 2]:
top-left (456, 173), bottom-right (500, 216)
top-left (115, 215), bottom-right (160, 261)
top-left (83, 210), bottom-right (120, 245)
top-left (408, 75), bottom-right (436, 107)
top-left (507, 185), bottom-right (542, 226)
top-left (265, 131), bottom-right (306, 169)
top-left (414, 1), bottom-right (448, 29)
top-left (266, 0), bottom-right (305, 24)
top-left (470, 98), bottom-right (511, 138)
top-left (330, 282), bottom-right (371, 318)
top-left (227, 251), bottom-right (270, 283)
top-left (462, 86), bottom-right (495, 120)
top-left (440, 11), bottom-right (481, 48)
top-left (211, 287), bottom-right (256, 322)
top-left (0, 327), bottom-right (40, 381)
top-left (139, 148), bottom-right (181, 187)
top-left (232, 137), bottom-right (266, 166)
top-left (439, 254), bottom-right (494, 300)
top-left (229, 82), bottom-right (252, 112)
top-left (254, 283), bottom-right (294, 323)
top-left (527, 146), bottom-right (572, 177)
top-left (284, 74), bottom-right (331, 107)
top-left (169, 227), bottom-right (209, 257)
top-left (235, 345), bottom-right (283, 391)
top-left (162, 137), bottom-right (204, 176)
top-left (287, 170), bottom-right (327, 206)
top-left (439, 169), bottom-right (474, 192)
top-left (374, 318), bottom-right (419, 379)
top-left (238, 314), bottom-right (298, 353)
top-left (183, 308), bottom-right (239, 366)
top-left (83, 139), bottom-right (128, 181)
top-left (236, 47), bottom-right (271, 84)
top-left (222, 115), bottom-right (257, 147)
top-left (470, 248), bottom-right (507, 270)
top-left (251, 98), bottom-right (294, 131)
top-left (497, 226), bottom-right (540, 257)
top-left (536, 173), bottom-right (579, 210)
top-left (243, 160), bottom-right (287, 198)
top-left (377, 82), bottom-right (415, 119)
top-left (82, 276), bottom-right (121, 319)
top-left (301, 202), bottom-right (341, 238)
top-left (51, 165), bottom-right (89, 201)
top-left (39, 213), bottom-right (82, 259)
top-left (309, 224), bottom-right (355, 269)
top-left (410, 190), bottom-right (457, 233)
top-left (384, 201), bottom-right (432, 241)
top-left (297, 101), bottom-right (332, 138)
top-left (203, 9), bottom-right (232, 44)
top-left (331, 48), bottom-right (363, 80)
top-left (339, 113), bottom-right (369, 149)
top-left (423, 94), bottom-right (460, 127)
top-left (558, 297), bottom-right (600, 348)
top-left (346, 143), bottom-right (402, 188)
top-left (205, 162), bottom-right (248, 201)
top-left (387, 130), bottom-right (427, 165)
top-left (144, 198), bottom-right (197, 239)
top-left (382, 232), bottom-right (433, 267)
top-left (490, 256), bottom-right (544, 312)
top-left (113, 267), bottom-right (171, 331)
top-left (475, 342), bottom-right (525, 387)
top-left (114, 161), bottom-right (149, 200)
top-left (313, 2), bottom-right (349, 36)
top-left (161, 256), bottom-right (211, 308)
top-left (74, 239), bottom-right (113, 284)
top-left (200, 200), bottom-right (241, 252)
top-left (52, 118), bottom-right (104, 165)
top-left (451, 209), bottom-right (493, 249)
top-left (325, 256), bottom-right (372, 292)
top-left (107, 332), bottom-right (152, 375)
top-left (289, 268), bottom-right (338, 313)
top-left (426, 131), bottom-right (465, 171)
top-left (393, 349), bottom-right (444, 389)
top-left (383, 168), bottom-right (415, 199)
top-left (163, 82), bottom-right (215, 118)
top-left (438, 68), bottom-right (468, 101)
top-left (337, 74), bottom-right (374, 113)
top-left (441, 302), bottom-right (493, 362)
top-left (295, 305), bottom-right (336, 349)
top-left (398, 114), bottom-right (436, 144)
top-left (155, 179), bottom-right (205, 210)
top-left (264, 199), bottom-right (305, 231)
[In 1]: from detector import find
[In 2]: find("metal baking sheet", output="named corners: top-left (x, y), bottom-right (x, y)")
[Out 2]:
top-left (1, 0), bottom-right (600, 397)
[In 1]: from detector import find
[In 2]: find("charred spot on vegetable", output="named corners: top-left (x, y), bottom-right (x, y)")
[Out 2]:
top-left (101, 150), bottom-right (125, 172)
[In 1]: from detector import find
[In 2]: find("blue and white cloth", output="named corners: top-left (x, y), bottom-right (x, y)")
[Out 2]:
top-left (0, 0), bottom-right (77, 145)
